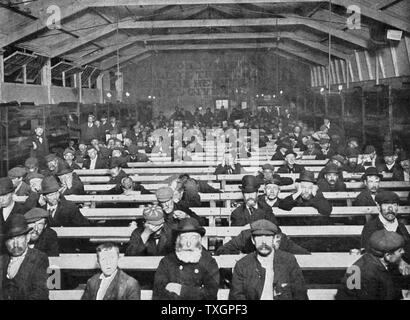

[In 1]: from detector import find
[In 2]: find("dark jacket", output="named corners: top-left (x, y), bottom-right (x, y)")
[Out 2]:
top-left (153, 250), bottom-right (219, 300)
top-left (229, 250), bottom-right (308, 300)
top-left (335, 253), bottom-right (402, 300)
top-left (61, 173), bottom-right (85, 196)
top-left (280, 191), bottom-right (333, 216)
top-left (277, 164), bottom-right (305, 174)
top-left (125, 225), bottom-right (174, 256)
top-left (80, 123), bottom-right (100, 144)
top-left (216, 229), bottom-right (310, 256)
top-left (343, 163), bottom-right (366, 174)
top-left (165, 202), bottom-right (207, 227)
top-left (361, 216), bottom-right (410, 263)
top-left (271, 150), bottom-right (286, 161)
top-left (81, 269), bottom-right (141, 300)
top-left (353, 188), bottom-right (378, 207)
top-left (230, 203), bottom-right (274, 227)
top-left (82, 156), bottom-right (107, 170)
top-left (0, 248), bottom-right (49, 300)
top-left (30, 227), bottom-right (59, 257)
top-left (41, 197), bottom-right (90, 227)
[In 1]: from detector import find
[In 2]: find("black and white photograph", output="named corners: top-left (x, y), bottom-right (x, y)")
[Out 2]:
top-left (0, 0), bottom-right (409, 306)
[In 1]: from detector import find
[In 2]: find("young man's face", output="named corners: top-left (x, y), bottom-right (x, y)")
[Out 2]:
top-left (98, 248), bottom-right (119, 277)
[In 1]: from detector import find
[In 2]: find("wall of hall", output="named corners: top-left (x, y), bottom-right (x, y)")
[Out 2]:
top-left (123, 50), bottom-right (310, 117)
top-left (1, 83), bottom-right (101, 105)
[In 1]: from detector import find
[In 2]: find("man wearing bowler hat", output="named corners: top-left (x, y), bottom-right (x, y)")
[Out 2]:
top-left (230, 175), bottom-right (274, 226)
top-left (0, 214), bottom-right (49, 300)
top-left (317, 154), bottom-right (345, 180)
top-left (125, 205), bottom-right (173, 256)
top-left (229, 219), bottom-right (307, 300)
top-left (343, 147), bottom-right (365, 174)
top-left (24, 208), bottom-right (59, 257)
top-left (8, 167), bottom-right (32, 198)
top-left (361, 191), bottom-right (410, 268)
top-left (39, 176), bottom-right (89, 227)
top-left (153, 218), bottom-right (219, 300)
top-left (155, 187), bottom-right (206, 227)
top-left (336, 230), bottom-right (406, 300)
top-left (271, 139), bottom-right (292, 161)
top-left (82, 145), bottom-right (108, 170)
top-left (280, 170), bottom-right (332, 218)
top-left (277, 149), bottom-right (305, 174)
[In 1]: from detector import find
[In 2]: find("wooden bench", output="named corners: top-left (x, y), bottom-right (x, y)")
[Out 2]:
top-left (77, 206), bottom-right (410, 222)
top-left (50, 225), bottom-right (410, 244)
top-left (49, 288), bottom-right (337, 300)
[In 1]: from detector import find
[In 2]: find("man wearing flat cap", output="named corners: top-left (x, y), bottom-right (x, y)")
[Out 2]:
top-left (230, 175), bottom-right (275, 226)
top-left (361, 191), bottom-right (410, 268)
top-left (56, 164), bottom-right (85, 196)
top-left (24, 208), bottom-right (59, 257)
top-left (229, 219), bottom-right (307, 300)
top-left (24, 157), bottom-right (39, 174)
top-left (216, 219), bottom-right (310, 256)
top-left (0, 214), bottom-right (49, 300)
top-left (125, 205), bottom-right (173, 256)
top-left (155, 187), bottom-right (206, 227)
top-left (153, 218), bottom-right (219, 300)
top-left (8, 167), bottom-right (32, 198)
top-left (277, 149), bottom-right (305, 174)
top-left (336, 230), bottom-right (406, 300)
top-left (42, 153), bottom-right (65, 177)
top-left (62, 148), bottom-right (81, 170)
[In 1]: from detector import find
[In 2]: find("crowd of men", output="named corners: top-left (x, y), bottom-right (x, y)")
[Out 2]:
top-left (0, 105), bottom-right (410, 300)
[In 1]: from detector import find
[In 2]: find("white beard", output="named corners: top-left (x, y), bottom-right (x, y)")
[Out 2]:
top-left (176, 248), bottom-right (202, 264)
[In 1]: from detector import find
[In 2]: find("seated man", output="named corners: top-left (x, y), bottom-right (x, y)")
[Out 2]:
top-left (317, 163), bottom-right (347, 192)
top-left (125, 205), bottom-right (173, 256)
top-left (361, 191), bottom-right (410, 266)
top-left (24, 208), bottom-right (59, 257)
top-left (107, 158), bottom-right (129, 194)
top-left (343, 148), bottom-right (365, 174)
top-left (214, 153), bottom-right (242, 175)
top-left (257, 176), bottom-right (294, 214)
top-left (0, 177), bottom-right (26, 227)
top-left (317, 154), bottom-right (345, 180)
top-left (39, 176), bottom-right (90, 227)
top-left (229, 219), bottom-right (307, 300)
top-left (24, 157), bottom-right (39, 174)
top-left (120, 177), bottom-right (151, 196)
top-left (316, 137), bottom-right (335, 160)
top-left (156, 187), bottom-right (206, 227)
top-left (271, 140), bottom-right (290, 161)
top-left (56, 165), bottom-right (85, 195)
top-left (336, 230), bottom-right (406, 300)
top-left (377, 149), bottom-right (402, 177)
top-left (277, 150), bottom-right (305, 174)
top-left (353, 167), bottom-right (383, 207)
top-left (230, 175), bottom-right (273, 226)
top-left (63, 148), bottom-right (81, 170)
top-left (0, 215), bottom-right (49, 300)
top-left (280, 171), bottom-right (333, 223)
top-left (82, 146), bottom-right (107, 170)
top-left (42, 154), bottom-right (65, 177)
top-left (8, 167), bottom-right (32, 198)
top-left (153, 218), bottom-right (219, 300)
top-left (303, 139), bottom-right (321, 158)
top-left (216, 219), bottom-right (310, 255)
top-left (82, 243), bottom-right (140, 300)
top-left (177, 174), bottom-right (221, 194)
top-left (393, 152), bottom-right (410, 181)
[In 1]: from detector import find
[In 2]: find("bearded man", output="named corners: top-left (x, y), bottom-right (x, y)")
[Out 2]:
top-left (152, 218), bottom-right (219, 300)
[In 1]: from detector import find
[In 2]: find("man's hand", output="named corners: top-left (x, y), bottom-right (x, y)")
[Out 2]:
top-left (292, 183), bottom-right (302, 199)
top-left (38, 194), bottom-right (46, 206)
top-left (173, 210), bottom-right (188, 220)
top-left (399, 259), bottom-right (410, 276)
top-left (166, 283), bottom-right (182, 296)
top-left (311, 185), bottom-right (318, 197)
